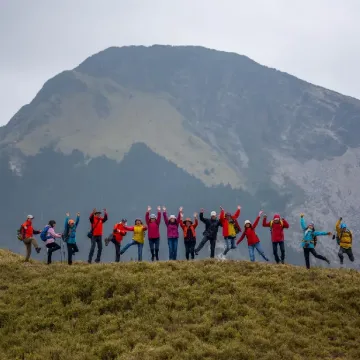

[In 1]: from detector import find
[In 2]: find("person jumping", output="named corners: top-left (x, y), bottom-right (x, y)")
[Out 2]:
top-left (219, 205), bottom-right (241, 255)
top-left (146, 206), bottom-right (162, 261)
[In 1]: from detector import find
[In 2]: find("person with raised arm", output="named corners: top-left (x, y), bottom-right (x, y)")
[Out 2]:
top-left (163, 206), bottom-right (182, 260)
top-left (195, 209), bottom-right (222, 258)
top-left (334, 217), bottom-right (355, 266)
top-left (145, 206), bottom-right (162, 261)
top-left (88, 208), bottom-right (108, 264)
top-left (219, 205), bottom-right (241, 255)
top-left (120, 218), bottom-right (147, 261)
top-left (63, 212), bottom-right (80, 265)
top-left (236, 210), bottom-right (269, 262)
top-left (262, 213), bottom-right (289, 264)
top-left (300, 213), bottom-right (331, 269)
top-left (105, 218), bottom-right (127, 262)
top-left (179, 211), bottom-right (198, 260)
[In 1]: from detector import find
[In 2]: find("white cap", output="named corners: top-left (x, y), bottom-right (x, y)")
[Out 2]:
top-left (27, 215), bottom-right (34, 219)
top-left (244, 220), bottom-right (251, 225)
top-left (150, 214), bottom-right (156, 219)
top-left (210, 211), bottom-right (217, 217)
top-left (169, 215), bottom-right (176, 219)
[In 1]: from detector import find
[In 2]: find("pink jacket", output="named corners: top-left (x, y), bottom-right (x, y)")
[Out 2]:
top-left (45, 227), bottom-right (62, 245)
top-left (163, 212), bottom-right (181, 238)
top-left (145, 211), bottom-right (161, 239)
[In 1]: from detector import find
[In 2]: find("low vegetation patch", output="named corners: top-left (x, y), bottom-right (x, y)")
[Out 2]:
top-left (0, 250), bottom-right (359, 359)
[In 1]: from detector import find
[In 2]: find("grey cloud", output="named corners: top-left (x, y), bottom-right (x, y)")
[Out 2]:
top-left (1, 0), bottom-right (360, 124)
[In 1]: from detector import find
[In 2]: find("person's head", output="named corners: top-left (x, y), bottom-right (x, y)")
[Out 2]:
top-left (210, 211), bottom-right (217, 220)
top-left (48, 220), bottom-right (56, 228)
top-left (341, 223), bottom-right (347, 230)
top-left (308, 221), bottom-right (314, 230)
top-left (244, 220), bottom-right (251, 228)
top-left (94, 210), bottom-right (101, 218)
top-left (121, 218), bottom-right (127, 225)
top-left (135, 218), bottom-right (142, 226)
top-left (68, 219), bottom-right (75, 228)
top-left (27, 215), bottom-right (34, 223)
top-left (149, 214), bottom-right (156, 222)
top-left (169, 215), bottom-right (176, 223)
top-left (273, 214), bottom-right (281, 223)
top-left (184, 218), bottom-right (192, 227)
top-left (225, 212), bottom-right (232, 220)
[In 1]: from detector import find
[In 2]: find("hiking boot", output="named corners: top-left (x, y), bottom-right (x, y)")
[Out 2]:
top-left (35, 248), bottom-right (41, 254)
top-left (231, 245), bottom-right (236, 250)
top-left (325, 258), bottom-right (330, 265)
top-left (87, 260), bottom-right (92, 264)
top-left (95, 259), bottom-right (100, 264)
top-left (195, 251), bottom-right (199, 256)
top-left (281, 260), bottom-right (285, 264)
top-left (105, 238), bottom-right (109, 246)
top-left (151, 255), bottom-right (155, 261)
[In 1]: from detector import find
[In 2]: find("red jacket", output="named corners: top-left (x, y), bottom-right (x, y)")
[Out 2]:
top-left (113, 223), bottom-right (127, 243)
top-left (89, 212), bottom-right (108, 236)
top-left (236, 216), bottom-right (261, 246)
top-left (179, 218), bottom-right (198, 240)
top-left (262, 217), bottom-right (289, 242)
top-left (20, 220), bottom-right (40, 239)
top-left (220, 209), bottom-right (241, 237)
top-left (145, 211), bottom-right (161, 239)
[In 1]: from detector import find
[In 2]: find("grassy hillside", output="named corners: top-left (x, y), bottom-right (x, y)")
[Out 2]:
top-left (0, 250), bottom-right (360, 360)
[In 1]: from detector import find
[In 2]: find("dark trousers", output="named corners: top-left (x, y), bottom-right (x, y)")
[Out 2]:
top-left (67, 243), bottom-right (79, 265)
top-left (110, 238), bottom-right (121, 262)
top-left (338, 247), bottom-right (354, 264)
top-left (195, 236), bottom-right (216, 258)
top-left (149, 238), bottom-right (160, 261)
top-left (46, 242), bottom-right (61, 264)
top-left (272, 241), bottom-right (285, 263)
top-left (185, 240), bottom-right (196, 260)
top-left (88, 235), bottom-right (102, 263)
top-left (303, 247), bottom-right (328, 269)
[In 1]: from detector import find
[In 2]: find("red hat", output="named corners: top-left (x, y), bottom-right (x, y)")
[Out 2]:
top-left (273, 214), bottom-right (281, 220)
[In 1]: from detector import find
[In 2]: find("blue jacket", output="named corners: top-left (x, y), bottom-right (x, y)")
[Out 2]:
top-left (300, 217), bottom-right (328, 248)
top-left (64, 216), bottom-right (80, 244)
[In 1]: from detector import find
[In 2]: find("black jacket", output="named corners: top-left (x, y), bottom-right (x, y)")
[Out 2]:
top-left (200, 213), bottom-right (222, 240)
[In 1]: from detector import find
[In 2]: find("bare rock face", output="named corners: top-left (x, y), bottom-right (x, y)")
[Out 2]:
top-left (1, 45), bottom-right (359, 265)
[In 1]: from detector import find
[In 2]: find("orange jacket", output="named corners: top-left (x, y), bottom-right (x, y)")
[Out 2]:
top-left (220, 209), bottom-right (241, 237)
top-left (113, 223), bottom-right (127, 243)
top-left (179, 218), bottom-right (198, 240)
top-left (21, 220), bottom-right (40, 239)
top-left (89, 211), bottom-right (108, 236)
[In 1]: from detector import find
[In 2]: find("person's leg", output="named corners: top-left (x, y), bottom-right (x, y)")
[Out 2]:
top-left (88, 237), bottom-right (96, 263)
top-left (30, 237), bottom-right (40, 249)
top-left (346, 248), bottom-right (355, 262)
top-left (195, 236), bottom-right (209, 255)
top-left (230, 237), bottom-right (236, 249)
top-left (67, 243), bottom-right (73, 265)
top-left (120, 240), bottom-right (136, 255)
top-left (210, 239), bottom-right (216, 258)
top-left (190, 241), bottom-right (196, 259)
top-left (185, 241), bottom-right (190, 260)
top-left (248, 245), bottom-right (255, 262)
top-left (138, 243), bottom-right (143, 261)
top-left (303, 248), bottom-right (310, 269)
top-left (254, 242), bottom-right (269, 261)
top-left (113, 239), bottom-right (121, 262)
top-left (167, 238), bottom-right (173, 260)
top-left (47, 243), bottom-right (60, 264)
top-left (338, 247), bottom-right (345, 265)
top-left (279, 241), bottom-right (285, 263)
top-left (95, 236), bottom-right (103, 263)
top-left (149, 239), bottom-right (155, 261)
top-left (155, 238), bottom-right (160, 261)
top-left (173, 238), bottom-right (178, 260)
top-left (23, 239), bottom-right (32, 261)
top-left (309, 248), bottom-right (330, 264)
top-left (223, 237), bottom-right (231, 255)
top-left (272, 242), bottom-right (280, 263)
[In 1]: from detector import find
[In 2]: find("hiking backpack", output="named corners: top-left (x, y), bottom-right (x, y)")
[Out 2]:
top-left (336, 229), bottom-right (352, 245)
top-left (17, 226), bottom-right (23, 241)
top-left (269, 219), bottom-right (284, 229)
top-left (40, 225), bottom-right (52, 242)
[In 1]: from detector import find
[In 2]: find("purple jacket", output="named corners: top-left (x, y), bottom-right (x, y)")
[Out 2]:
top-left (163, 212), bottom-right (181, 238)
top-left (145, 211), bottom-right (161, 239)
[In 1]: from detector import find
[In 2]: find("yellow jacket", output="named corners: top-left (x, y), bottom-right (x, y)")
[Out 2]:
top-left (335, 219), bottom-right (352, 249)
top-left (124, 224), bottom-right (147, 244)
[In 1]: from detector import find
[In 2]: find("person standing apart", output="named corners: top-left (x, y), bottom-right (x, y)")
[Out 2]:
top-left (88, 208), bottom-right (108, 264)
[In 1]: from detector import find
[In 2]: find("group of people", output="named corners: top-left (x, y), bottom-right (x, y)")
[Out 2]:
top-left (17, 205), bottom-right (355, 269)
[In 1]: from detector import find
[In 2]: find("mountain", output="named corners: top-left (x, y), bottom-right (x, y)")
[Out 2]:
top-left (1, 45), bottom-right (360, 266)
top-left (1, 250), bottom-right (360, 359)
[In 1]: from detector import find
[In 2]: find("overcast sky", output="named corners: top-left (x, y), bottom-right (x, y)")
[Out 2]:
top-left (1, 0), bottom-right (360, 125)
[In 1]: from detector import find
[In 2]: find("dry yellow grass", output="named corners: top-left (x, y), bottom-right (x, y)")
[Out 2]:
top-left (0, 249), bottom-right (360, 360)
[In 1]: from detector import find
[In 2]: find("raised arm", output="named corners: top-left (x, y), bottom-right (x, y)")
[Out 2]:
top-left (64, 215), bottom-right (70, 229)
top-left (335, 218), bottom-right (342, 236)
top-left (163, 211), bottom-right (169, 226)
top-left (177, 211), bottom-right (181, 224)
top-left (300, 214), bottom-right (307, 231)
top-left (219, 209), bottom-right (225, 223)
top-left (102, 210), bottom-right (108, 223)
top-left (145, 211), bottom-right (150, 225)
top-left (89, 211), bottom-right (95, 223)
top-left (282, 218), bottom-right (289, 229)
top-left (156, 211), bottom-right (161, 225)
top-left (193, 217), bottom-right (199, 229)
top-left (233, 207), bottom-right (241, 219)
top-left (262, 216), bottom-right (270, 227)
top-left (199, 211), bottom-right (208, 224)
